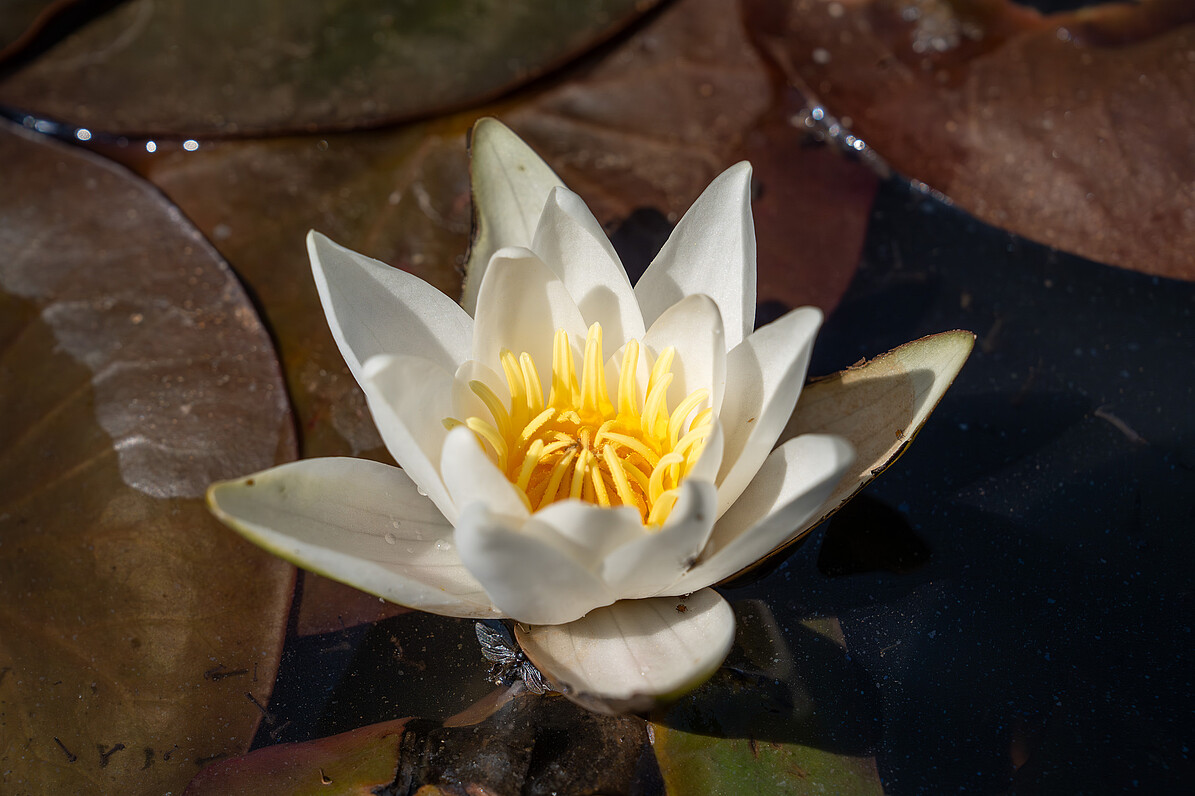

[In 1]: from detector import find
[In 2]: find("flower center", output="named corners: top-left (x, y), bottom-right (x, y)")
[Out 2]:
top-left (447, 323), bottom-right (712, 527)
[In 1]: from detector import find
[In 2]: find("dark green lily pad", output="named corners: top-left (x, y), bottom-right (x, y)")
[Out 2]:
top-left (0, 0), bottom-right (660, 136)
top-left (0, 120), bottom-right (295, 793)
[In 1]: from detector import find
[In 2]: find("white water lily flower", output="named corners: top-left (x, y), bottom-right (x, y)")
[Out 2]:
top-left (208, 119), bottom-right (860, 712)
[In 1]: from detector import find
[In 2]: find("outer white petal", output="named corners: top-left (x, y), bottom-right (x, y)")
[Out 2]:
top-left (439, 426), bottom-right (529, 522)
top-left (461, 117), bottom-right (565, 315)
top-left (516, 589), bottom-right (735, 714)
top-left (454, 503), bottom-right (616, 625)
top-left (471, 246), bottom-right (588, 376)
top-left (599, 479), bottom-right (717, 600)
top-left (527, 500), bottom-right (646, 564)
top-left (667, 434), bottom-right (854, 594)
top-left (206, 458), bottom-right (498, 618)
top-left (531, 186), bottom-right (646, 343)
top-left (642, 294), bottom-right (726, 413)
top-left (308, 231), bottom-right (472, 381)
top-left (715, 306), bottom-right (822, 518)
top-left (635, 162), bottom-right (756, 349)
top-left (361, 354), bottom-right (458, 522)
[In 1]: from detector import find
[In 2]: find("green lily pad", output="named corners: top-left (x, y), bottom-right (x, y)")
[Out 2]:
top-left (651, 603), bottom-right (884, 794)
top-left (0, 121), bottom-right (294, 793)
top-left (0, 0), bottom-right (660, 136)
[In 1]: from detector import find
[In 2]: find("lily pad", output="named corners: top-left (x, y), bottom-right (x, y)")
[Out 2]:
top-left (744, 0), bottom-right (1195, 278)
top-left (0, 121), bottom-right (294, 793)
top-left (0, 0), bottom-right (660, 136)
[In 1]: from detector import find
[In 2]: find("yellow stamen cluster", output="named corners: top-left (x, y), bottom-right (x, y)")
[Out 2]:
top-left (446, 323), bottom-right (712, 528)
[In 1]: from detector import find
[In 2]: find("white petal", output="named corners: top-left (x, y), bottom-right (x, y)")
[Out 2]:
top-left (715, 306), bottom-right (822, 517)
top-left (529, 500), bottom-right (646, 563)
top-left (516, 589), bottom-right (735, 713)
top-left (206, 458), bottom-right (498, 618)
top-left (641, 294), bottom-right (726, 413)
top-left (599, 479), bottom-right (717, 600)
top-left (471, 246), bottom-right (588, 376)
top-left (454, 503), bottom-right (616, 625)
top-left (461, 117), bottom-right (565, 315)
top-left (361, 354), bottom-right (458, 522)
top-left (781, 329), bottom-right (976, 524)
top-left (439, 425), bottom-right (529, 522)
top-left (667, 434), bottom-right (854, 594)
top-left (635, 162), bottom-right (756, 349)
top-left (531, 186), bottom-right (646, 343)
top-left (308, 230), bottom-right (472, 381)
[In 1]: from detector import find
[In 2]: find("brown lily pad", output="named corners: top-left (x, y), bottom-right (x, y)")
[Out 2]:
top-left (132, 0), bottom-right (875, 634)
top-left (0, 0), bottom-right (661, 136)
top-left (0, 121), bottom-right (294, 793)
top-left (745, 0), bottom-right (1195, 279)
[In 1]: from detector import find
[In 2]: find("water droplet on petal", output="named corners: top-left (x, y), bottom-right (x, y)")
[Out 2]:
top-left (383, 532), bottom-right (397, 545)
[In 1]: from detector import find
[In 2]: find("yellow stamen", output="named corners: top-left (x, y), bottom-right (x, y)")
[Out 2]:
top-left (446, 323), bottom-right (713, 527)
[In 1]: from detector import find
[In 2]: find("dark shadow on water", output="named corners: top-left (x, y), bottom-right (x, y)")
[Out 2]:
top-left (652, 600), bottom-right (882, 756)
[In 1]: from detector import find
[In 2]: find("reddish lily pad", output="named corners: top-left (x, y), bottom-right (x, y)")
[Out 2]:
top-left (0, 121), bottom-right (294, 793)
top-left (744, 0), bottom-right (1195, 278)
top-left (0, 0), bottom-right (661, 136)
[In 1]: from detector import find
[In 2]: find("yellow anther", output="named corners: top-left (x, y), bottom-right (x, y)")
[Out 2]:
top-left (469, 380), bottom-right (512, 440)
top-left (465, 417), bottom-right (507, 471)
top-left (516, 439), bottom-right (545, 492)
top-left (602, 444), bottom-right (638, 511)
top-left (647, 489), bottom-right (678, 527)
top-left (520, 352), bottom-right (545, 415)
top-left (617, 340), bottom-right (640, 418)
top-left (668, 388), bottom-right (710, 448)
top-left (445, 324), bottom-right (713, 527)
top-left (649, 452), bottom-right (685, 504)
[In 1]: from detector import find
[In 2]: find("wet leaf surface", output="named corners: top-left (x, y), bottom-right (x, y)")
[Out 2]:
top-left (0, 0), bottom-right (660, 136)
top-left (745, 0), bottom-right (1195, 278)
top-left (651, 604), bottom-right (883, 794)
top-left (0, 120), bottom-right (295, 794)
top-left (129, 0), bottom-right (875, 635)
